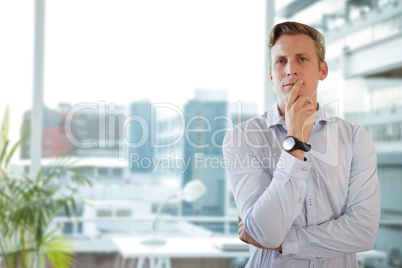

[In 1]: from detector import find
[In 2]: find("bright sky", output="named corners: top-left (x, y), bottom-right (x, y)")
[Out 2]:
top-left (1, 0), bottom-right (267, 145)
top-left (44, 0), bottom-right (266, 106)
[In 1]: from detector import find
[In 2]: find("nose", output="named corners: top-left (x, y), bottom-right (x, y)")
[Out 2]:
top-left (286, 62), bottom-right (299, 76)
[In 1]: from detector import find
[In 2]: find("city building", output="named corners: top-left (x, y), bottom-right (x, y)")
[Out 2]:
top-left (20, 106), bottom-right (73, 159)
top-left (181, 90), bottom-right (258, 233)
top-left (181, 90), bottom-right (228, 230)
top-left (152, 102), bottom-right (185, 180)
top-left (128, 101), bottom-right (154, 173)
top-left (20, 102), bottom-right (125, 159)
top-left (64, 102), bottom-right (126, 158)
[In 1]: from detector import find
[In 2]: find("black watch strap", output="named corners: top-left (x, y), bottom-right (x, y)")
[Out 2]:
top-left (283, 136), bottom-right (311, 152)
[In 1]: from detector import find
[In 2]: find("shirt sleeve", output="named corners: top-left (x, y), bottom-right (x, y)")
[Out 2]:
top-left (223, 125), bottom-right (311, 248)
top-left (281, 125), bottom-right (381, 260)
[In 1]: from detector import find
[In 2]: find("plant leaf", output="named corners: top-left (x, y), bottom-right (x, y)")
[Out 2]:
top-left (5, 127), bottom-right (29, 167)
top-left (42, 235), bottom-right (75, 268)
top-left (0, 106), bottom-right (10, 148)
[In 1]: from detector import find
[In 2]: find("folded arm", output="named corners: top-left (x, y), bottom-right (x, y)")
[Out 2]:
top-left (281, 127), bottom-right (380, 260)
top-left (223, 126), bottom-right (311, 248)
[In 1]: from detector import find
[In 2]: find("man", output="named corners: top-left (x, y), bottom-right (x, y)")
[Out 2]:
top-left (223, 21), bottom-right (380, 267)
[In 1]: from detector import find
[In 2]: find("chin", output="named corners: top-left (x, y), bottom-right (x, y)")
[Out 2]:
top-left (280, 97), bottom-right (288, 105)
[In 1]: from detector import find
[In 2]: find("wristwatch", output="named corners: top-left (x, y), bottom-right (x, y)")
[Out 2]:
top-left (283, 136), bottom-right (311, 152)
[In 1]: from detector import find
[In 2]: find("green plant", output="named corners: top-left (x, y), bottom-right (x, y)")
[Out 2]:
top-left (0, 107), bottom-right (93, 268)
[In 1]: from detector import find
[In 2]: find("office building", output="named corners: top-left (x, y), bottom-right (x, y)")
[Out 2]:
top-left (20, 106), bottom-right (73, 159)
top-left (128, 101), bottom-right (154, 173)
top-left (21, 102), bottom-right (125, 159)
top-left (182, 90), bottom-right (228, 226)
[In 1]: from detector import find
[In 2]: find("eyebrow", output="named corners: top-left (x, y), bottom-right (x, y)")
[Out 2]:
top-left (295, 53), bottom-right (309, 58)
top-left (273, 55), bottom-right (285, 61)
top-left (273, 53), bottom-right (310, 61)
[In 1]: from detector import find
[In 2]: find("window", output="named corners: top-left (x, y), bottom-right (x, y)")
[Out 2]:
top-left (113, 168), bottom-right (123, 176)
top-left (116, 209), bottom-right (132, 218)
top-left (96, 209), bottom-right (112, 218)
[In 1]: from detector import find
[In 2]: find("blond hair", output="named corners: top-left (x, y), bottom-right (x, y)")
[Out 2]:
top-left (269, 21), bottom-right (326, 64)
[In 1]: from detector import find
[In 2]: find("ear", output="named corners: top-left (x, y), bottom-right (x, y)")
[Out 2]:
top-left (319, 61), bottom-right (328, 81)
top-left (269, 70), bottom-right (274, 84)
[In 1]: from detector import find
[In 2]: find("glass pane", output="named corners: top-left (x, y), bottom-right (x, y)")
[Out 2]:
top-left (41, 0), bottom-right (266, 239)
top-left (0, 1), bottom-right (34, 153)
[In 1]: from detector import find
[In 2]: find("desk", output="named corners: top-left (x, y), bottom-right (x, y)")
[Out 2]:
top-left (112, 236), bottom-right (249, 268)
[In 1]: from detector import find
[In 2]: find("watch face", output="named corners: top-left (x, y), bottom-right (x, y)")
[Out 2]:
top-left (283, 136), bottom-right (295, 151)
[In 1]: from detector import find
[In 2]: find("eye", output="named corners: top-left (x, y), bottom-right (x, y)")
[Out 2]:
top-left (298, 57), bottom-right (307, 62)
top-left (276, 59), bottom-right (286, 64)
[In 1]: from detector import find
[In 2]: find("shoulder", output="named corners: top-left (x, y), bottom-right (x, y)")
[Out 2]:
top-left (332, 117), bottom-right (375, 154)
top-left (335, 117), bottom-right (372, 141)
top-left (223, 113), bottom-right (274, 153)
top-left (224, 114), bottom-right (271, 141)
top-left (236, 114), bottom-right (270, 132)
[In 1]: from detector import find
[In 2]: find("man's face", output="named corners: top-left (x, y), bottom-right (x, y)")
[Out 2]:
top-left (270, 34), bottom-right (327, 105)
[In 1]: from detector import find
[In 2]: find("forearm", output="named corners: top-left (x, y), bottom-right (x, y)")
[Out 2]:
top-left (244, 174), bottom-right (305, 247)
top-left (281, 137), bottom-right (380, 260)
top-left (229, 148), bottom-right (311, 248)
top-left (282, 206), bottom-right (380, 260)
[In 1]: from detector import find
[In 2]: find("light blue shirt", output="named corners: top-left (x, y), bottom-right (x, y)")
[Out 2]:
top-left (223, 104), bottom-right (380, 268)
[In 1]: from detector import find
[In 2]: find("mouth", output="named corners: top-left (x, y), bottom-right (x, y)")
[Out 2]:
top-left (284, 81), bottom-right (304, 90)
top-left (283, 83), bottom-right (297, 90)
top-left (284, 83), bottom-right (295, 87)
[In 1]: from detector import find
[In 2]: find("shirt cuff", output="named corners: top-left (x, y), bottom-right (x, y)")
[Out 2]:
top-left (276, 151), bottom-right (312, 181)
top-left (281, 226), bottom-right (299, 259)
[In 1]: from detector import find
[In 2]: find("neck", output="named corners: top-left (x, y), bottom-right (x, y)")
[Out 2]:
top-left (278, 101), bottom-right (286, 117)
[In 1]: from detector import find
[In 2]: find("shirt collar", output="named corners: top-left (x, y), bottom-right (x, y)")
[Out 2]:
top-left (315, 103), bottom-right (337, 125)
top-left (265, 102), bottom-right (335, 129)
top-left (265, 103), bottom-right (285, 127)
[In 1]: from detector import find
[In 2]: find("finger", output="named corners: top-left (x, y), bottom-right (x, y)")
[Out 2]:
top-left (240, 235), bottom-right (249, 244)
top-left (239, 230), bottom-right (250, 244)
top-left (238, 221), bottom-right (244, 235)
top-left (291, 95), bottom-right (312, 111)
top-left (299, 99), bottom-right (315, 112)
top-left (286, 80), bottom-right (303, 107)
top-left (238, 220), bottom-right (244, 229)
top-left (305, 104), bottom-right (315, 112)
top-left (302, 110), bottom-right (318, 127)
top-left (238, 223), bottom-right (243, 233)
top-left (238, 228), bottom-right (248, 243)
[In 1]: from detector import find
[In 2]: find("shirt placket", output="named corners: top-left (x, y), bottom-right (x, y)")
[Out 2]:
top-left (305, 156), bottom-right (316, 226)
top-left (305, 154), bottom-right (318, 268)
